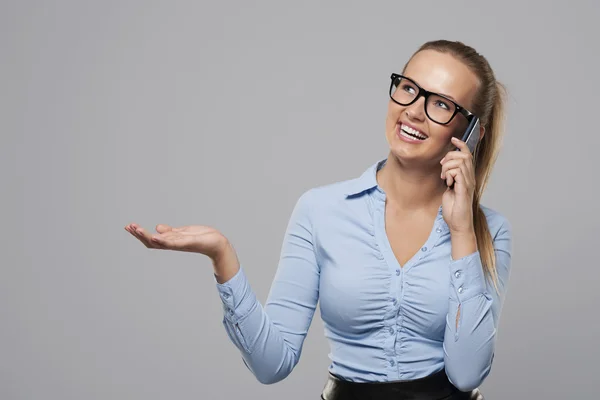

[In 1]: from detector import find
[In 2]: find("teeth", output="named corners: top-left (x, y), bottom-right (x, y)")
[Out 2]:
top-left (400, 124), bottom-right (427, 140)
top-left (399, 129), bottom-right (424, 141)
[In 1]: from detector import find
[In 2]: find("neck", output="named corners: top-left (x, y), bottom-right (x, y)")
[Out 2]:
top-left (376, 152), bottom-right (446, 211)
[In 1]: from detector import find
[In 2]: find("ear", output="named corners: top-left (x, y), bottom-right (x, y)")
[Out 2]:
top-left (479, 125), bottom-right (486, 140)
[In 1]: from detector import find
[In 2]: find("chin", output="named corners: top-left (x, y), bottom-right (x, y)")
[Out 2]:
top-left (389, 141), bottom-right (442, 167)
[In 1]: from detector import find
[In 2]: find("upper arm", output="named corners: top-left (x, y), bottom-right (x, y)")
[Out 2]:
top-left (263, 189), bottom-right (321, 356)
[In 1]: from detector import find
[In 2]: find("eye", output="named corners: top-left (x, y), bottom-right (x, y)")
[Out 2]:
top-left (402, 84), bottom-right (416, 95)
top-left (433, 99), bottom-right (450, 110)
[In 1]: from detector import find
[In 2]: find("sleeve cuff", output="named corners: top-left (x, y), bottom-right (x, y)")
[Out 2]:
top-left (214, 265), bottom-right (258, 324)
top-left (449, 251), bottom-right (487, 302)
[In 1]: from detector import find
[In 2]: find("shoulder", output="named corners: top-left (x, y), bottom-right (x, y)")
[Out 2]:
top-left (293, 158), bottom-right (381, 212)
top-left (295, 176), bottom-right (360, 210)
top-left (479, 204), bottom-right (512, 241)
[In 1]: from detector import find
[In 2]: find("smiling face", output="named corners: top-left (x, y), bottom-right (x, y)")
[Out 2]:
top-left (385, 50), bottom-right (481, 166)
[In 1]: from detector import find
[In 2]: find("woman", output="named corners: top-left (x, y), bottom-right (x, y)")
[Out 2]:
top-left (125, 40), bottom-right (512, 400)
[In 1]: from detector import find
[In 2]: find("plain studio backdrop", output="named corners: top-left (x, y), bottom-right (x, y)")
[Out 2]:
top-left (1, 1), bottom-right (598, 399)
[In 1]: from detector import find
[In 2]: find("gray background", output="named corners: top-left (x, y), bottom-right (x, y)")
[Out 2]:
top-left (2, 1), bottom-right (599, 399)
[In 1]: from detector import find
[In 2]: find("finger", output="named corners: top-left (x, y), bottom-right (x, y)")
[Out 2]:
top-left (125, 224), bottom-right (140, 237)
top-left (155, 224), bottom-right (173, 233)
top-left (149, 238), bottom-right (169, 250)
top-left (446, 168), bottom-right (467, 190)
top-left (446, 170), bottom-right (454, 187)
top-left (442, 160), bottom-right (475, 187)
top-left (451, 136), bottom-right (471, 153)
top-left (441, 159), bottom-right (463, 179)
top-left (131, 227), bottom-right (152, 248)
top-left (454, 168), bottom-right (467, 188)
top-left (149, 233), bottom-right (169, 249)
top-left (130, 223), bottom-right (144, 234)
top-left (126, 226), bottom-right (140, 240)
top-left (459, 162), bottom-right (474, 188)
top-left (134, 226), bottom-right (163, 249)
top-left (441, 150), bottom-right (471, 165)
top-left (125, 223), bottom-right (139, 232)
top-left (126, 224), bottom-right (150, 244)
top-left (131, 224), bottom-right (171, 248)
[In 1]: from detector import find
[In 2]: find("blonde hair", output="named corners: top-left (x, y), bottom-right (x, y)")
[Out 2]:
top-left (405, 40), bottom-right (507, 290)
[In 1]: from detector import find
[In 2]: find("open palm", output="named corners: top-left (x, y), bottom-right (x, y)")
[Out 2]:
top-left (124, 223), bottom-right (227, 258)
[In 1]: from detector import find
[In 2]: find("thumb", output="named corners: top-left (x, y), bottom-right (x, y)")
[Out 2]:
top-left (155, 224), bottom-right (173, 233)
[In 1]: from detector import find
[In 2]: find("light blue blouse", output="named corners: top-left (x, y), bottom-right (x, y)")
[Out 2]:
top-left (214, 158), bottom-right (512, 391)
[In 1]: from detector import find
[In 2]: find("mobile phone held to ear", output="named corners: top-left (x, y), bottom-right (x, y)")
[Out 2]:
top-left (448, 117), bottom-right (480, 189)
top-left (461, 116), bottom-right (480, 154)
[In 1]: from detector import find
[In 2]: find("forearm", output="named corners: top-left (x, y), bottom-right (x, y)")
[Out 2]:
top-left (443, 286), bottom-right (495, 391)
top-left (217, 266), bottom-right (302, 384)
top-left (450, 229), bottom-right (477, 260)
top-left (443, 225), bottom-right (509, 392)
top-left (444, 230), bottom-right (493, 391)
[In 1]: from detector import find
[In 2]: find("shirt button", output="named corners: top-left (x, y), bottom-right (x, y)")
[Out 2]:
top-left (223, 293), bottom-right (230, 298)
top-left (389, 327), bottom-right (394, 335)
top-left (421, 246), bottom-right (427, 252)
top-left (457, 286), bottom-right (464, 294)
top-left (436, 227), bottom-right (442, 233)
top-left (392, 298), bottom-right (397, 305)
top-left (395, 269), bottom-right (401, 276)
top-left (454, 270), bottom-right (461, 278)
top-left (389, 359), bottom-right (395, 366)
top-left (229, 309), bottom-right (235, 315)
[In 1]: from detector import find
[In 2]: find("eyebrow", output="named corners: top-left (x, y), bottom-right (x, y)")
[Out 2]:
top-left (405, 75), bottom-right (458, 102)
top-left (439, 93), bottom-right (457, 102)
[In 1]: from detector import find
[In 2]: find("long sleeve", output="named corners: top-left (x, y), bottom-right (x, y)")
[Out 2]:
top-left (442, 219), bottom-right (513, 391)
top-left (213, 190), bottom-right (320, 384)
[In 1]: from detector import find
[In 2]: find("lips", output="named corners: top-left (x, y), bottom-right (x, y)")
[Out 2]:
top-left (398, 122), bottom-right (428, 141)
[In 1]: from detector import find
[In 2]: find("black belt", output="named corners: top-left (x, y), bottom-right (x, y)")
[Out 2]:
top-left (320, 368), bottom-right (483, 400)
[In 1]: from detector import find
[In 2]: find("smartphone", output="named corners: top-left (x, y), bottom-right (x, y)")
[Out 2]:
top-left (448, 116), bottom-right (480, 189)
top-left (460, 116), bottom-right (481, 154)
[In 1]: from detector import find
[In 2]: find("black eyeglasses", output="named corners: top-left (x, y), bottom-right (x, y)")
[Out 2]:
top-left (389, 73), bottom-right (477, 125)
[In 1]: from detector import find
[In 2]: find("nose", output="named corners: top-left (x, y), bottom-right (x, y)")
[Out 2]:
top-left (404, 96), bottom-right (426, 121)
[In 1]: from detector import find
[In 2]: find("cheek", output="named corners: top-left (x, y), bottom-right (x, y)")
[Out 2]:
top-left (385, 106), bottom-right (407, 144)
top-left (428, 126), bottom-right (459, 154)
top-left (430, 126), bottom-right (455, 142)
top-left (386, 101), bottom-right (404, 126)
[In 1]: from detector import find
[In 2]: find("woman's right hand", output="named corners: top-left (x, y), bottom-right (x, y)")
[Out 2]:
top-left (124, 223), bottom-right (228, 259)
top-left (125, 223), bottom-right (241, 283)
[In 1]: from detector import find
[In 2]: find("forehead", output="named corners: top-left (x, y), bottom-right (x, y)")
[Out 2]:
top-left (403, 50), bottom-right (480, 108)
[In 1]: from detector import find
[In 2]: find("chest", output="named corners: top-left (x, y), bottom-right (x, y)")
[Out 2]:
top-left (316, 200), bottom-right (452, 339)
top-left (385, 204), bottom-right (437, 268)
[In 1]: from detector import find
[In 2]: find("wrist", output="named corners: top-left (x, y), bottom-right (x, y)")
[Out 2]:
top-left (450, 229), bottom-right (478, 260)
top-left (212, 239), bottom-right (240, 284)
top-left (449, 227), bottom-right (476, 238)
